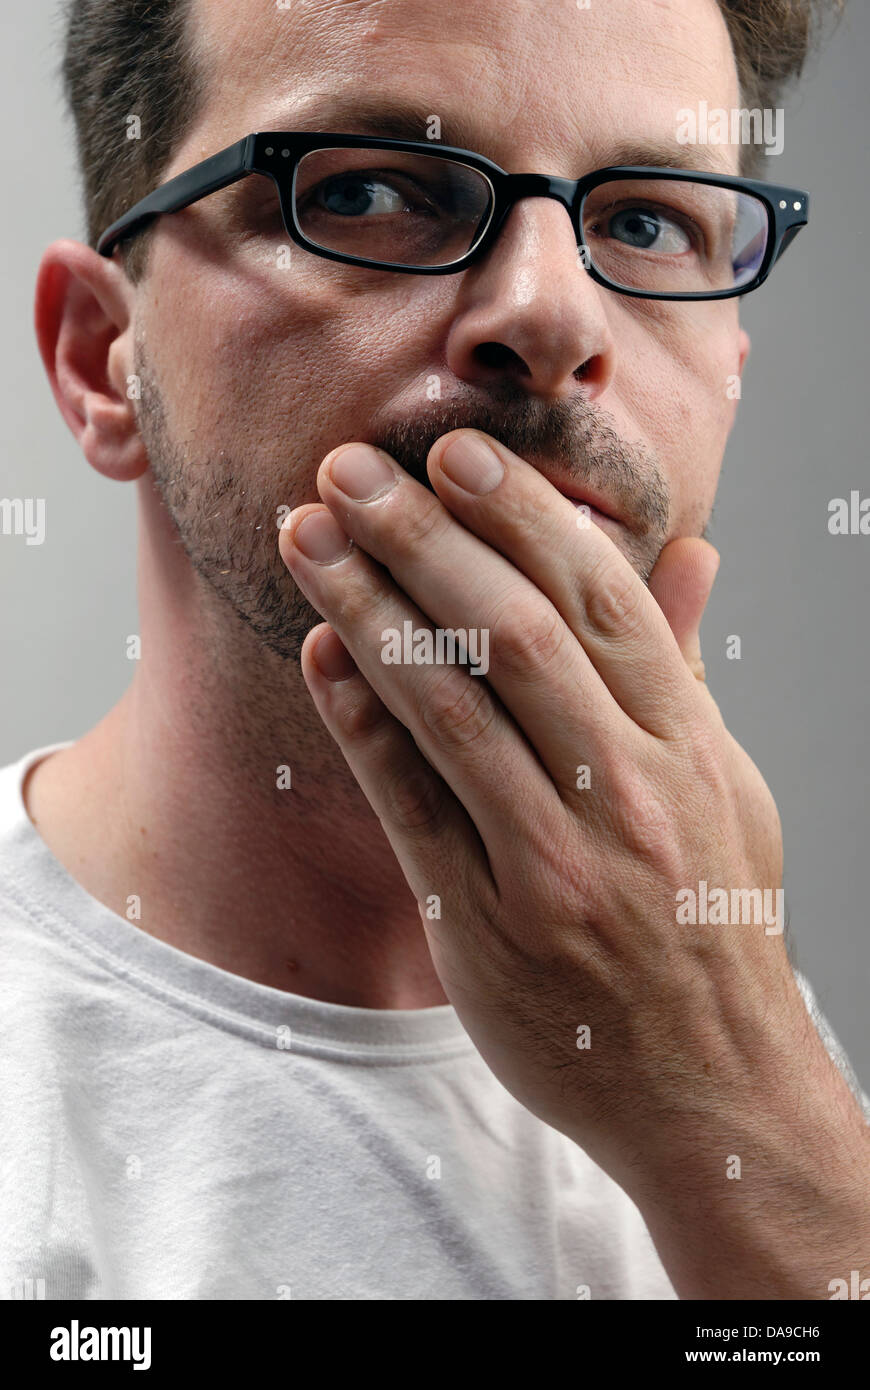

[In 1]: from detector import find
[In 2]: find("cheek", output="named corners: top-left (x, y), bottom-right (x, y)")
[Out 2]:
top-left (612, 300), bottom-right (743, 530)
top-left (145, 244), bottom-right (436, 469)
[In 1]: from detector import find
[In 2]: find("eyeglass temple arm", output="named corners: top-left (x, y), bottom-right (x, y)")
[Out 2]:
top-left (96, 135), bottom-right (255, 258)
top-left (773, 221), bottom-right (805, 263)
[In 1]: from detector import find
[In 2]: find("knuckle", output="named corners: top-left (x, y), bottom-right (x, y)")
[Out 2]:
top-left (492, 599), bottom-right (567, 678)
top-left (387, 492), bottom-right (447, 559)
top-left (584, 558), bottom-right (645, 639)
top-left (683, 725), bottom-right (730, 793)
top-left (323, 556), bottom-right (380, 627)
top-left (380, 762), bottom-right (448, 838)
top-left (690, 654), bottom-right (707, 683)
top-left (336, 685), bottom-right (393, 744)
top-left (421, 669), bottom-right (497, 751)
top-left (621, 785), bottom-right (672, 856)
top-left (604, 755), bottom-right (678, 864)
top-left (331, 566), bottom-right (404, 641)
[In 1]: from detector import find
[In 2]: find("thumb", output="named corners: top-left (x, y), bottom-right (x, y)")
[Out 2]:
top-left (647, 537), bottom-right (720, 682)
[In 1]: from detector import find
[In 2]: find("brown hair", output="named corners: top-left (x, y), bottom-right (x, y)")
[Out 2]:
top-left (723, 0), bottom-right (845, 172)
top-left (60, 0), bottom-right (845, 281)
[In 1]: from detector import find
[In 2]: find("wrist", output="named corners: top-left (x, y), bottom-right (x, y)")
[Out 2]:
top-left (624, 993), bottom-right (870, 1298)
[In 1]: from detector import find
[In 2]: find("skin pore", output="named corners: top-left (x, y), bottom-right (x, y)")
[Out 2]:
top-left (30, 0), bottom-right (748, 1007)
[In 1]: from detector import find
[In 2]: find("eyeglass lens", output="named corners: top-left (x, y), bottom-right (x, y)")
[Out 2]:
top-left (292, 147), bottom-right (769, 290)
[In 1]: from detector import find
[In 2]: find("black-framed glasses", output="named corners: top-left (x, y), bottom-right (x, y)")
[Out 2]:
top-left (97, 131), bottom-right (809, 301)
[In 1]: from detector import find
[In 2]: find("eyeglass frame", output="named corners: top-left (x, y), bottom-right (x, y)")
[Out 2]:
top-left (96, 130), bottom-right (809, 301)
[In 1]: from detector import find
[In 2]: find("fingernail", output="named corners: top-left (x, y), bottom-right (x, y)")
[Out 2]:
top-left (313, 629), bottom-right (357, 681)
top-left (293, 511), bottom-right (353, 564)
top-left (439, 433), bottom-right (504, 495)
top-left (330, 444), bottom-right (397, 501)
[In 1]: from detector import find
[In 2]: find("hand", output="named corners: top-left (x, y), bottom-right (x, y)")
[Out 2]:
top-left (277, 428), bottom-right (797, 1200)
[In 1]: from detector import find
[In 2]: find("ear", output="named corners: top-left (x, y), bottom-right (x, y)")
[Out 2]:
top-left (34, 239), bottom-right (149, 482)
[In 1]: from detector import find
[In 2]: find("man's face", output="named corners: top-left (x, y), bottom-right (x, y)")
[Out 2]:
top-left (134, 0), bottom-right (746, 661)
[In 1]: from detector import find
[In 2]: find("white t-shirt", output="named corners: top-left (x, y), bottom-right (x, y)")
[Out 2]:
top-left (1, 743), bottom-right (866, 1301)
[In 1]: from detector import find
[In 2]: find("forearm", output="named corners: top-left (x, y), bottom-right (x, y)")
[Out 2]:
top-left (627, 992), bottom-right (870, 1300)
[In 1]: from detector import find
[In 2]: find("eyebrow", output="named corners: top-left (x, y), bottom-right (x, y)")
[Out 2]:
top-left (266, 95), bottom-right (481, 152)
top-left (602, 139), bottom-right (736, 176)
top-left (260, 96), bottom-right (737, 177)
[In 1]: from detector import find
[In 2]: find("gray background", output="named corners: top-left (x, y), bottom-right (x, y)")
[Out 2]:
top-left (1, 6), bottom-right (867, 1087)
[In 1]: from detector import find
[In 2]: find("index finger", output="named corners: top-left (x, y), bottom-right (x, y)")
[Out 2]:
top-left (426, 429), bottom-right (698, 739)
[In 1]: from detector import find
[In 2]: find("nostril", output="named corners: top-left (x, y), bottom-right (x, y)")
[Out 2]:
top-left (475, 342), bottom-right (524, 371)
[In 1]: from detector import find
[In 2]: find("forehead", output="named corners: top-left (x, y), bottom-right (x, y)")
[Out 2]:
top-left (182, 0), bottom-right (739, 171)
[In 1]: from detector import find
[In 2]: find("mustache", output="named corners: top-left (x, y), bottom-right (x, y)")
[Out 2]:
top-left (357, 383), bottom-right (670, 541)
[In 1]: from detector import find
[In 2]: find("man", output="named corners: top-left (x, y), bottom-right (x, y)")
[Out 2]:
top-left (2, 0), bottom-right (866, 1300)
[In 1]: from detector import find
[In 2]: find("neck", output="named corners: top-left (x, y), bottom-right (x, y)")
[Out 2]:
top-left (23, 481), bottom-right (448, 1010)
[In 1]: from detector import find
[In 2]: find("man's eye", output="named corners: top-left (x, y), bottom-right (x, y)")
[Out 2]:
top-left (604, 206), bottom-right (692, 255)
top-left (309, 175), bottom-right (414, 218)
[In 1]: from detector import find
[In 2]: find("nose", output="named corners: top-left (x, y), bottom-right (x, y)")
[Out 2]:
top-left (444, 194), bottom-right (617, 401)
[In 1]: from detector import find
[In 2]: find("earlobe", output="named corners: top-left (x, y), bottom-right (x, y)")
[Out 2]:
top-left (80, 392), bottom-right (150, 482)
top-left (34, 239), bottom-right (149, 482)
